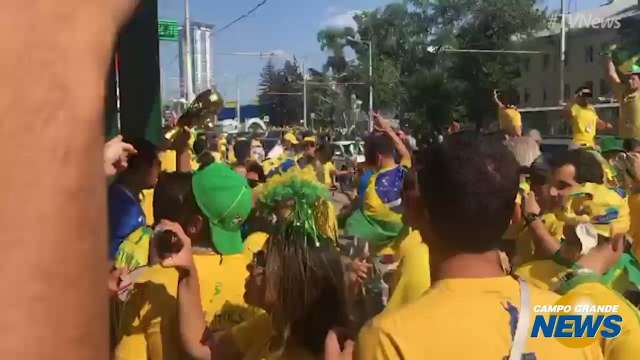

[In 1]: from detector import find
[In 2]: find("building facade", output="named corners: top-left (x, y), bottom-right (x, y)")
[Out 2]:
top-left (179, 21), bottom-right (215, 98)
top-left (517, 0), bottom-right (639, 134)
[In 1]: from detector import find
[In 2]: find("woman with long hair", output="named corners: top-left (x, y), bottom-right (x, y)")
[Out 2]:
top-left (160, 169), bottom-right (351, 360)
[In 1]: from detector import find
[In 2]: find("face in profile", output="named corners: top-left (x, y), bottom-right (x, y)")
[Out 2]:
top-left (144, 158), bottom-right (161, 189)
top-left (549, 164), bottom-right (578, 208)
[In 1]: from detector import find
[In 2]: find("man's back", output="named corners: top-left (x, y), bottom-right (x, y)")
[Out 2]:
top-left (357, 276), bottom-right (601, 360)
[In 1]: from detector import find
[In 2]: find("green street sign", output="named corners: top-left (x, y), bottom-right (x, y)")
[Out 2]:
top-left (158, 19), bottom-right (180, 41)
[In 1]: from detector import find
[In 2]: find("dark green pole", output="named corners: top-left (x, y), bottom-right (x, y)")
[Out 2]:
top-left (111, 0), bottom-right (162, 144)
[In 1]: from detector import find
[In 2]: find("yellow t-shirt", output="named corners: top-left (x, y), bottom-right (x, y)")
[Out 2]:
top-left (243, 231), bottom-right (269, 257)
top-left (569, 103), bottom-right (598, 147)
top-left (565, 282), bottom-right (640, 360)
top-left (158, 150), bottom-right (177, 173)
top-left (115, 252), bottom-right (260, 360)
top-left (385, 230), bottom-right (430, 312)
top-left (499, 107), bottom-right (522, 136)
top-left (231, 313), bottom-right (315, 360)
top-left (613, 83), bottom-right (640, 140)
top-left (357, 276), bottom-right (601, 360)
top-left (512, 213), bottom-right (564, 267)
top-left (629, 193), bottom-right (640, 259)
top-left (140, 189), bottom-right (154, 226)
top-left (322, 162), bottom-right (336, 187)
top-left (514, 258), bottom-right (568, 291)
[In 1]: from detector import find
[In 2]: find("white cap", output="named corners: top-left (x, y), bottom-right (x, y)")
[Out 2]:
top-left (575, 223), bottom-right (599, 255)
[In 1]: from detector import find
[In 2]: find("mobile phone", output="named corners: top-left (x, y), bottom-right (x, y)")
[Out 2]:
top-left (154, 230), bottom-right (184, 260)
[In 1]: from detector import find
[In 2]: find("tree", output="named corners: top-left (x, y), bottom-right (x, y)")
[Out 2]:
top-left (421, 0), bottom-right (547, 128)
top-left (257, 59), bottom-right (303, 126)
top-left (315, 0), bottom-right (548, 135)
top-left (258, 59), bottom-right (278, 122)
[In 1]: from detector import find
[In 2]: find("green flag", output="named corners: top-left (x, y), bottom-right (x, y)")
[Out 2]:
top-left (609, 43), bottom-right (640, 75)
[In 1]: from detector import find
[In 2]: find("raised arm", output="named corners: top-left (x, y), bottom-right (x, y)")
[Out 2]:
top-left (493, 89), bottom-right (506, 109)
top-left (522, 192), bottom-right (561, 256)
top-left (373, 113), bottom-right (411, 167)
top-left (605, 55), bottom-right (622, 86)
top-left (157, 221), bottom-right (211, 360)
top-left (173, 128), bottom-right (193, 172)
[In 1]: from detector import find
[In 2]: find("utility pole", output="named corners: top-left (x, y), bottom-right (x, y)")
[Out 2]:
top-left (368, 41), bottom-right (373, 132)
top-left (184, 0), bottom-right (194, 101)
top-left (559, 0), bottom-right (566, 104)
top-left (236, 75), bottom-right (241, 125)
top-left (346, 37), bottom-right (374, 131)
top-left (302, 60), bottom-right (307, 128)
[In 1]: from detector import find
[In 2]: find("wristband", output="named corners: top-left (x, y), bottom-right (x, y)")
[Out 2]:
top-left (523, 212), bottom-right (541, 226)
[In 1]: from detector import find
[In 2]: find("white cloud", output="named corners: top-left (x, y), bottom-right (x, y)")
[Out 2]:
top-left (323, 9), bottom-right (360, 29)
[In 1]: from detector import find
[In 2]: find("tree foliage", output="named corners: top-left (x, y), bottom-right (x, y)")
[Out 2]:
top-left (314, 0), bottom-right (548, 136)
top-left (258, 59), bottom-right (304, 126)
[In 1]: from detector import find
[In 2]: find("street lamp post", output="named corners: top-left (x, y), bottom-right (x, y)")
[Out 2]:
top-left (347, 37), bottom-right (374, 131)
top-left (303, 60), bottom-right (308, 129)
top-left (559, 0), bottom-right (567, 104)
top-left (184, 0), bottom-right (194, 101)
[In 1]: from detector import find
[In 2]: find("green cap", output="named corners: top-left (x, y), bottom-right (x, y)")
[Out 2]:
top-left (192, 163), bottom-right (253, 255)
top-left (599, 136), bottom-right (624, 154)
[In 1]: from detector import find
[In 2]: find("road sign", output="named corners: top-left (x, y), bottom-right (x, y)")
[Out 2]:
top-left (158, 19), bottom-right (180, 41)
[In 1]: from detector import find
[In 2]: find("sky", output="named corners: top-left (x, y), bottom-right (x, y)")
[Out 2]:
top-left (158, 0), bottom-right (607, 104)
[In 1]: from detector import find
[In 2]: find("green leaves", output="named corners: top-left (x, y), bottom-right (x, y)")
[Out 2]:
top-left (314, 0), bottom-right (548, 135)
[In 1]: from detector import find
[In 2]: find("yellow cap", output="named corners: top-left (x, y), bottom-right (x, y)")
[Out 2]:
top-left (558, 183), bottom-right (630, 237)
top-left (284, 132), bottom-right (299, 144)
top-left (303, 136), bottom-right (316, 143)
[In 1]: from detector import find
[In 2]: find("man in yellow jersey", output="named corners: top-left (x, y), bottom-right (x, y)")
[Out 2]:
top-left (564, 86), bottom-right (612, 149)
top-left (518, 224), bottom-right (640, 359)
top-left (623, 139), bottom-right (640, 257)
top-left (115, 164), bottom-right (259, 360)
top-left (515, 149), bottom-right (637, 300)
top-left (494, 88), bottom-right (522, 137)
top-left (382, 170), bottom-right (430, 312)
top-left (515, 149), bottom-right (628, 271)
top-left (509, 157), bottom-right (565, 267)
top-left (357, 133), bottom-right (600, 359)
top-left (605, 57), bottom-right (640, 140)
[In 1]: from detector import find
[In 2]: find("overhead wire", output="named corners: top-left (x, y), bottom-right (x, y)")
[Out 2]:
top-left (215, 0), bottom-right (269, 34)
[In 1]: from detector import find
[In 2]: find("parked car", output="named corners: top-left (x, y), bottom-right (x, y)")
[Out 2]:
top-left (332, 140), bottom-right (365, 170)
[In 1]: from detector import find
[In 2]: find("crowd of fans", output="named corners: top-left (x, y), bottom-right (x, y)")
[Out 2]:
top-left (8, 3), bottom-right (640, 359)
top-left (100, 55), bottom-right (640, 360)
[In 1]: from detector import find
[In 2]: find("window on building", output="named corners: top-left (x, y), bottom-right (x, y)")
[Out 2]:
top-left (543, 54), bottom-right (550, 70)
top-left (524, 88), bottom-right (531, 104)
top-left (543, 88), bottom-right (548, 103)
top-left (585, 46), bottom-right (594, 63)
top-left (564, 83), bottom-right (571, 100)
top-left (600, 78), bottom-right (611, 96)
